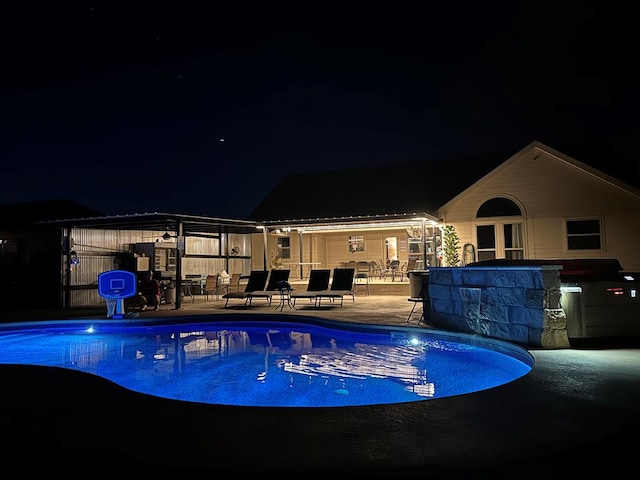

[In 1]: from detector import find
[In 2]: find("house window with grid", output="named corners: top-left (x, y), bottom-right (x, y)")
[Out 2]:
top-left (277, 237), bottom-right (291, 259)
top-left (566, 219), bottom-right (603, 250)
top-left (475, 197), bottom-right (524, 260)
top-left (348, 235), bottom-right (365, 253)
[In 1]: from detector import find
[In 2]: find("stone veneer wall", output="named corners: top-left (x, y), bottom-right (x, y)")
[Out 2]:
top-left (427, 266), bottom-right (570, 349)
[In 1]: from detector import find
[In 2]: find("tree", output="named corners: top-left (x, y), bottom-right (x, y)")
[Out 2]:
top-left (443, 225), bottom-right (460, 267)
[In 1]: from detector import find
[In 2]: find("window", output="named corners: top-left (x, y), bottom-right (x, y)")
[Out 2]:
top-left (503, 223), bottom-right (524, 259)
top-left (348, 235), bottom-right (365, 253)
top-left (476, 225), bottom-right (496, 261)
top-left (477, 197), bottom-right (522, 217)
top-left (566, 219), bottom-right (602, 250)
top-left (475, 197), bottom-right (524, 260)
top-left (277, 237), bottom-right (291, 259)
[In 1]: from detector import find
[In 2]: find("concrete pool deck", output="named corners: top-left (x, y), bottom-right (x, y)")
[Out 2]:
top-left (1, 295), bottom-right (639, 477)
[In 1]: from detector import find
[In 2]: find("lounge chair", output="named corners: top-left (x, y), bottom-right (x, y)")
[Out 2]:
top-left (314, 268), bottom-right (356, 307)
top-left (247, 269), bottom-right (291, 306)
top-left (222, 270), bottom-right (269, 307)
top-left (291, 269), bottom-right (331, 307)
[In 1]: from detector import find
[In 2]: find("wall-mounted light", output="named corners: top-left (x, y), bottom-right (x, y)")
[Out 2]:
top-left (162, 231), bottom-right (172, 241)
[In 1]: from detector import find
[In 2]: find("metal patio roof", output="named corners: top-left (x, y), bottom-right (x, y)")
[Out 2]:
top-left (39, 212), bottom-right (262, 236)
top-left (39, 210), bottom-right (441, 236)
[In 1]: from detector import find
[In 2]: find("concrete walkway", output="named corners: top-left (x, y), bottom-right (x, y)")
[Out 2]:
top-left (1, 295), bottom-right (639, 477)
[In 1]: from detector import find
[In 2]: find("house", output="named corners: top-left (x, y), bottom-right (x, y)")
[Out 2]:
top-left (2, 140), bottom-right (638, 311)
top-left (248, 141), bottom-right (640, 274)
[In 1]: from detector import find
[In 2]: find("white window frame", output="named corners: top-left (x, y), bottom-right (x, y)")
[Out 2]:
top-left (564, 217), bottom-right (604, 252)
top-left (277, 237), bottom-right (291, 259)
top-left (348, 235), bottom-right (365, 253)
top-left (475, 221), bottom-right (525, 260)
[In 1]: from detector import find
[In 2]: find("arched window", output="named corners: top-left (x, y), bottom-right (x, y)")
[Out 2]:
top-left (475, 197), bottom-right (524, 261)
top-left (476, 197), bottom-right (522, 217)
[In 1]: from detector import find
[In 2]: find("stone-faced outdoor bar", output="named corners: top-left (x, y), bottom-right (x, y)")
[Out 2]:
top-left (428, 265), bottom-right (570, 349)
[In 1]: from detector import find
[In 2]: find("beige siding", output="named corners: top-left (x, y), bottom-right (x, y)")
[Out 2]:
top-left (439, 147), bottom-right (640, 271)
top-left (251, 228), bottom-right (420, 273)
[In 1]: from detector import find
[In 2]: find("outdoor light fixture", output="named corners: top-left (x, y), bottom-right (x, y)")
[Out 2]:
top-left (293, 218), bottom-right (438, 233)
top-left (264, 215), bottom-right (439, 234)
top-left (162, 231), bottom-right (172, 240)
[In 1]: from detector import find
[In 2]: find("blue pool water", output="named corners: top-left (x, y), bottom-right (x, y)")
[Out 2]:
top-left (0, 318), bottom-right (533, 407)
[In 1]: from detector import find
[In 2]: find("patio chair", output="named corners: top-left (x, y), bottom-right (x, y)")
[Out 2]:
top-left (291, 269), bottom-right (331, 307)
top-left (226, 273), bottom-right (242, 293)
top-left (354, 261), bottom-right (371, 296)
top-left (354, 271), bottom-right (369, 296)
top-left (356, 261), bottom-right (371, 275)
top-left (406, 272), bottom-right (430, 325)
top-left (203, 274), bottom-right (221, 301)
top-left (370, 258), bottom-right (388, 280)
top-left (389, 260), bottom-right (405, 281)
top-left (222, 270), bottom-right (269, 308)
top-left (247, 269), bottom-right (291, 306)
top-left (314, 268), bottom-right (356, 307)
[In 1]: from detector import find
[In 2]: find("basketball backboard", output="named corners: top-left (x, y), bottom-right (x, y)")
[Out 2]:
top-left (98, 270), bottom-right (137, 299)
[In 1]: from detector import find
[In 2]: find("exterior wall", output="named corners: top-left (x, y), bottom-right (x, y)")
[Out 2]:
top-left (251, 227), bottom-right (441, 275)
top-left (67, 227), bottom-right (140, 307)
top-left (323, 230), bottom-right (401, 269)
top-left (68, 228), bottom-right (252, 307)
top-left (439, 146), bottom-right (640, 271)
top-left (251, 232), bottom-right (267, 272)
top-left (428, 266), bottom-right (570, 349)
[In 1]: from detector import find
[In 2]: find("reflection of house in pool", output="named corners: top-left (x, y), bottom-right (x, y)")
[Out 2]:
top-left (247, 330), bottom-right (292, 349)
top-left (280, 340), bottom-right (435, 397)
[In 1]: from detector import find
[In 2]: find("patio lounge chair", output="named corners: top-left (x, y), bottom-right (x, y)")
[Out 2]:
top-left (222, 270), bottom-right (269, 308)
top-left (247, 269), bottom-right (291, 306)
top-left (291, 269), bottom-right (331, 307)
top-left (314, 268), bottom-right (356, 307)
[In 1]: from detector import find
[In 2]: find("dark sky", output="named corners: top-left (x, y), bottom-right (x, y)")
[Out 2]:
top-left (1, 2), bottom-right (636, 219)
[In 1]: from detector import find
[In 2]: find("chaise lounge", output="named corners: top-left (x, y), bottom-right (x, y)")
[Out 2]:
top-left (221, 270), bottom-right (269, 308)
top-left (314, 268), bottom-right (356, 307)
top-left (247, 269), bottom-right (291, 306)
top-left (290, 269), bottom-right (331, 307)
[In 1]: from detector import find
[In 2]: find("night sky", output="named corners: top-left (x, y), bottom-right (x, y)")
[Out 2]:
top-left (1, 2), bottom-right (636, 219)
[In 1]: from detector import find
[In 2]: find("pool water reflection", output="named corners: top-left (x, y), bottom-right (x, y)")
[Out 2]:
top-left (0, 319), bottom-right (533, 407)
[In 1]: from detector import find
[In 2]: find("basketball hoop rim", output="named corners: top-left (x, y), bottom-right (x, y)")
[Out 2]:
top-left (103, 289), bottom-right (123, 298)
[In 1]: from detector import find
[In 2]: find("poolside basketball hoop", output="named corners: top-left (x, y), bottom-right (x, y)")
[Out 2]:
top-left (98, 270), bottom-right (137, 319)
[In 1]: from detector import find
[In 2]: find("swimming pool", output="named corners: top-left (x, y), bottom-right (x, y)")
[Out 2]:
top-left (0, 317), bottom-right (533, 407)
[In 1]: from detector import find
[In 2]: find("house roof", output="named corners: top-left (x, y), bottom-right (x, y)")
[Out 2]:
top-left (249, 151), bottom-right (502, 222)
top-left (248, 140), bottom-right (640, 222)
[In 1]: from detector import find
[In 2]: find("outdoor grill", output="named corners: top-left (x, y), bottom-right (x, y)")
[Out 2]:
top-left (470, 258), bottom-right (640, 340)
